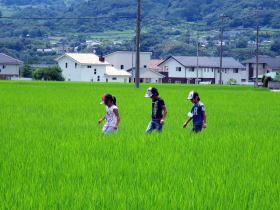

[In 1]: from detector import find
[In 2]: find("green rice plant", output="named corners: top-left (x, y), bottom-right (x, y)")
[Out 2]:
top-left (0, 81), bottom-right (279, 209)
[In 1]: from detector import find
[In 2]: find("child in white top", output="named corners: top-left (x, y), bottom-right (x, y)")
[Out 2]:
top-left (98, 94), bottom-right (120, 133)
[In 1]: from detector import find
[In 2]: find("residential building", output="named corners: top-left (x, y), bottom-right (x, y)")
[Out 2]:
top-left (127, 67), bottom-right (165, 83)
top-left (149, 59), bottom-right (164, 71)
top-left (105, 51), bottom-right (152, 71)
top-left (158, 56), bottom-right (246, 84)
top-left (56, 53), bottom-right (131, 83)
top-left (243, 55), bottom-right (280, 82)
top-left (0, 53), bottom-right (23, 80)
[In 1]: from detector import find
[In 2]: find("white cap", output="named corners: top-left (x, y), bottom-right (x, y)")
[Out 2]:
top-left (187, 91), bottom-right (195, 100)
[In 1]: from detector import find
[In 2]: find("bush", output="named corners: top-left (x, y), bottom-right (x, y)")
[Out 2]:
top-left (20, 63), bottom-right (33, 78)
top-left (32, 66), bottom-right (64, 81)
top-left (227, 79), bottom-right (237, 85)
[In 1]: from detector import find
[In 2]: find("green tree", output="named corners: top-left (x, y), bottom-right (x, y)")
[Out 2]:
top-left (32, 66), bottom-right (64, 81)
top-left (20, 63), bottom-right (33, 78)
top-left (270, 41), bottom-right (280, 53)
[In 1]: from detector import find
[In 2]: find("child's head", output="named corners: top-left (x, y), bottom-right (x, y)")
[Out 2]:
top-left (100, 94), bottom-right (117, 106)
top-left (144, 87), bottom-right (159, 99)
top-left (187, 91), bottom-right (200, 103)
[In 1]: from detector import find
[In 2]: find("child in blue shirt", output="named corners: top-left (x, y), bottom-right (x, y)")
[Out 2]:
top-left (182, 91), bottom-right (207, 133)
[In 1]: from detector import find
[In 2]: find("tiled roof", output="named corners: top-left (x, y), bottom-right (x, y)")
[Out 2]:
top-left (149, 59), bottom-right (164, 70)
top-left (243, 55), bottom-right (280, 70)
top-left (56, 53), bottom-right (110, 65)
top-left (0, 53), bottom-right (23, 65)
top-left (105, 66), bottom-right (131, 77)
top-left (171, 56), bottom-right (245, 69)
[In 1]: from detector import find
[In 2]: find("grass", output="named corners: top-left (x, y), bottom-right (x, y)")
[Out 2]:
top-left (0, 81), bottom-right (280, 209)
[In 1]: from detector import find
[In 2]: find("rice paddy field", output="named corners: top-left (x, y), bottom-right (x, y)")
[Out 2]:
top-left (0, 81), bottom-right (280, 209)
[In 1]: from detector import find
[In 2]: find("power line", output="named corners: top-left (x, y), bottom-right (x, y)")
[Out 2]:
top-left (0, 16), bottom-right (135, 20)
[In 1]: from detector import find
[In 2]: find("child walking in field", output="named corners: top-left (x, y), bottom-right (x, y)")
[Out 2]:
top-left (145, 87), bottom-right (167, 133)
top-left (98, 94), bottom-right (120, 133)
top-left (182, 91), bottom-right (207, 133)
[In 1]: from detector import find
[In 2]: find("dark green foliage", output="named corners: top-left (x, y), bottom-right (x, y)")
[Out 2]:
top-left (32, 66), bottom-right (64, 81)
top-left (20, 63), bottom-right (33, 78)
top-left (271, 41), bottom-right (280, 54)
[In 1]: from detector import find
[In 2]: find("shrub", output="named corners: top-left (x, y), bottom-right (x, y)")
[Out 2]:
top-left (32, 66), bottom-right (64, 81)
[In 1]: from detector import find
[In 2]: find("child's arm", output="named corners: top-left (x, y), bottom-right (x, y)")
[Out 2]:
top-left (160, 106), bottom-right (167, 125)
top-left (98, 116), bottom-right (106, 124)
top-left (182, 117), bottom-right (193, 128)
top-left (203, 111), bottom-right (207, 128)
top-left (113, 108), bottom-right (120, 129)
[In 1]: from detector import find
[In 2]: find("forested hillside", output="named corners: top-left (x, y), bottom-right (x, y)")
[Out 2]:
top-left (0, 0), bottom-right (280, 63)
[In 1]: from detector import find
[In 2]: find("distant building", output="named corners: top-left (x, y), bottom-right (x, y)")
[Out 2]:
top-left (158, 56), bottom-right (246, 84)
top-left (105, 51), bottom-right (152, 71)
top-left (127, 67), bottom-right (165, 83)
top-left (56, 53), bottom-right (131, 83)
top-left (149, 59), bottom-right (164, 71)
top-left (0, 53), bottom-right (23, 80)
top-left (243, 55), bottom-right (280, 82)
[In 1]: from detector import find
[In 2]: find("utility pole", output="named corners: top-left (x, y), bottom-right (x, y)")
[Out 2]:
top-left (135, 0), bottom-right (141, 88)
top-left (255, 10), bottom-right (260, 88)
top-left (219, 15), bottom-right (226, 85)
top-left (196, 31), bottom-right (199, 84)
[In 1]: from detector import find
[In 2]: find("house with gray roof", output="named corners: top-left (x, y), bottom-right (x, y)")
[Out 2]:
top-left (0, 53), bottom-right (23, 80)
top-left (127, 67), bottom-right (165, 83)
top-left (243, 55), bottom-right (280, 82)
top-left (158, 56), bottom-right (246, 84)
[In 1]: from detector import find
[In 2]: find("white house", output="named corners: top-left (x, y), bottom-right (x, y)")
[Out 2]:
top-left (0, 53), bottom-right (23, 80)
top-left (56, 53), bottom-right (131, 83)
top-left (128, 68), bottom-right (165, 83)
top-left (158, 56), bottom-right (246, 84)
top-left (105, 51), bottom-right (152, 71)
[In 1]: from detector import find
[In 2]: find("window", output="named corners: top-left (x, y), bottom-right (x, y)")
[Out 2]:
top-left (267, 70), bottom-right (270, 73)
top-left (164, 66), bottom-right (169, 71)
top-left (120, 65), bottom-right (124, 70)
top-left (212, 69), bottom-right (214, 72)
top-left (263, 63), bottom-right (266, 68)
top-left (87, 65), bottom-right (92, 68)
top-left (65, 63), bottom-right (68, 68)
top-left (225, 69), bottom-right (227, 73)
top-left (144, 65), bottom-right (147, 68)
top-left (112, 77), bottom-right (117, 80)
top-left (234, 69), bottom-right (239, 73)
top-left (94, 69), bottom-right (97, 75)
top-left (3, 65), bottom-right (6, 69)
top-left (176, 67), bottom-right (182, 72)
top-left (189, 67), bottom-right (195, 72)
top-left (75, 63), bottom-right (77, 68)
top-left (106, 78), bottom-right (108, 82)
top-left (0, 69), bottom-right (1, 73)
top-left (97, 76), bottom-right (100, 81)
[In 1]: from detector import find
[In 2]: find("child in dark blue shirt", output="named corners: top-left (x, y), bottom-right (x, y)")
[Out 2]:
top-left (182, 91), bottom-right (207, 133)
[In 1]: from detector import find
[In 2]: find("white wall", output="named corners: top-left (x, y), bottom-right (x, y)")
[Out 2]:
top-left (141, 70), bottom-right (163, 83)
top-left (105, 52), bottom-right (151, 70)
top-left (214, 68), bottom-right (245, 84)
top-left (58, 56), bottom-right (81, 81)
top-left (58, 56), bottom-right (130, 83)
top-left (105, 76), bottom-right (130, 83)
top-left (0, 64), bottom-right (20, 75)
top-left (58, 56), bottom-right (108, 82)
